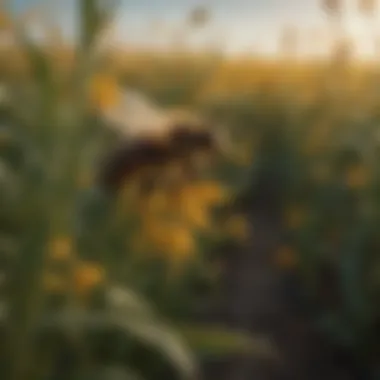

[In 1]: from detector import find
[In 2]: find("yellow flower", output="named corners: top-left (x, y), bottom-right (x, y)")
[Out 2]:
top-left (169, 183), bottom-right (220, 230)
top-left (167, 226), bottom-right (195, 258)
top-left (48, 236), bottom-right (72, 261)
top-left (182, 181), bottom-right (229, 207)
top-left (90, 73), bottom-right (120, 111)
top-left (141, 218), bottom-right (195, 260)
top-left (274, 245), bottom-right (298, 270)
top-left (182, 201), bottom-right (210, 229)
top-left (74, 262), bottom-right (105, 295)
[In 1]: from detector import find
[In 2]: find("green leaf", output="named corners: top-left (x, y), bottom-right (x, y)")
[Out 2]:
top-left (177, 324), bottom-right (275, 359)
top-left (39, 285), bottom-right (197, 380)
top-left (106, 286), bottom-right (197, 380)
top-left (79, 0), bottom-right (119, 51)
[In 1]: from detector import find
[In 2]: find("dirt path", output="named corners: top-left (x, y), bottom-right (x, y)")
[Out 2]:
top-left (201, 208), bottom-right (360, 380)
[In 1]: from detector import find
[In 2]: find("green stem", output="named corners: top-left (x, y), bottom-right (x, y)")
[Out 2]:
top-left (7, 175), bottom-right (50, 380)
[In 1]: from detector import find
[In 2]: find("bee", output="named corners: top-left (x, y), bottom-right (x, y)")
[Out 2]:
top-left (90, 75), bottom-right (227, 195)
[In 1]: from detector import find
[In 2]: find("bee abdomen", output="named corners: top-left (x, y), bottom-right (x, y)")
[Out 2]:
top-left (96, 139), bottom-right (171, 193)
top-left (96, 125), bottom-right (217, 194)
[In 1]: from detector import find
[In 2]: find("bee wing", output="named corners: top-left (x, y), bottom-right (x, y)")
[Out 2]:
top-left (104, 88), bottom-right (172, 139)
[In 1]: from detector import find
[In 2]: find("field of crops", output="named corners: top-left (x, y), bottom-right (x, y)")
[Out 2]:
top-left (1, 1), bottom-right (380, 380)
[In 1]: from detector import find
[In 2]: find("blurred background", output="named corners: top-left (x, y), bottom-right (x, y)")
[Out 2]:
top-left (1, 0), bottom-right (380, 379)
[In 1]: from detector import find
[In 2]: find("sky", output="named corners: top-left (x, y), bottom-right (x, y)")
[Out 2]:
top-left (9, 0), bottom-right (380, 58)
